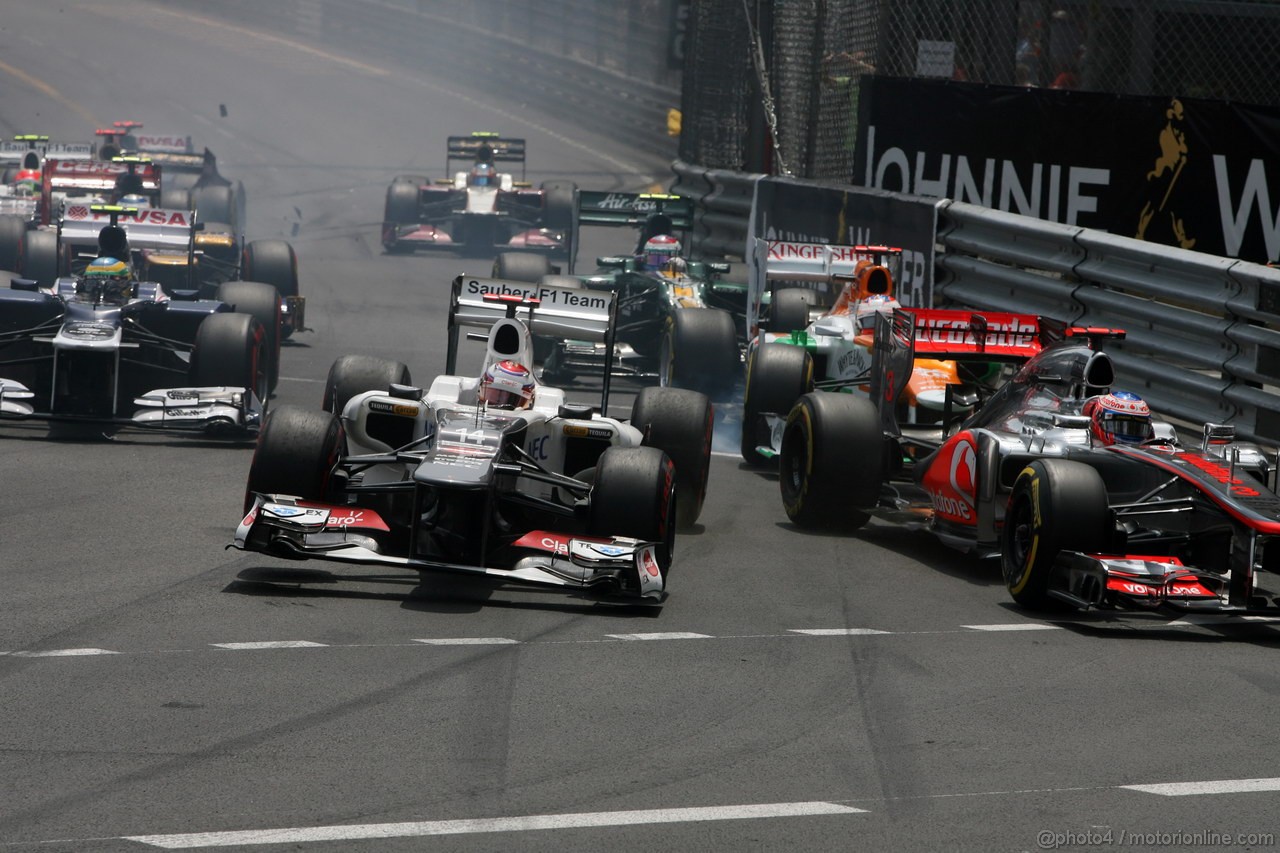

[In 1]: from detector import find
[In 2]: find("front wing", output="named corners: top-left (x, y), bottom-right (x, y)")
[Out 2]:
top-left (0, 380), bottom-right (262, 436)
top-left (234, 496), bottom-right (666, 602)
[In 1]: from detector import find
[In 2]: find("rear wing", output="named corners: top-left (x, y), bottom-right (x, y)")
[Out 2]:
top-left (59, 204), bottom-right (196, 254)
top-left (447, 133), bottom-right (526, 171)
top-left (575, 191), bottom-right (693, 230)
top-left (869, 308), bottom-right (1048, 437)
top-left (0, 137), bottom-right (92, 165)
top-left (133, 132), bottom-right (194, 155)
top-left (747, 238), bottom-right (902, 341)
top-left (44, 158), bottom-right (159, 192)
top-left (447, 274), bottom-right (618, 409)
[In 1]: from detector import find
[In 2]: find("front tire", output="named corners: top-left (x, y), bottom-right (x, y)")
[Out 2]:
top-left (244, 405), bottom-right (345, 511)
top-left (741, 344), bottom-right (813, 465)
top-left (589, 446), bottom-right (676, 574)
top-left (632, 386), bottom-right (713, 529)
top-left (323, 354), bottom-right (412, 414)
top-left (540, 180), bottom-right (576, 231)
top-left (241, 240), bottom-right (299, 299)
top-left (216, 281), bottom-right (281, 392)
top-left (19, 229), bottom-right (65, 288)
top-left (779, 392), bottom-right (881, 529)
top-left (193, 184), bottom-right (235, 226)
top-left (769, 288), bottom-right (813, 333)
top-left (1002, 459), bottom-right (1110, 610)
top-left (189, 312), bottom-right (268, 403)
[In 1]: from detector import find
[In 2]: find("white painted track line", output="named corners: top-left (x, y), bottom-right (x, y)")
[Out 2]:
top-left (210, 641), bottom-right (327, 650)
top-left (413, 637), bottom-right (519, 645)
top-left (790, 628), bottom-right (892, 636)
top-left (606, 632), bottom-right (714, 641)
top-left (124, 802), bottom-right (865, 848)
top-left (1122, 777), bottom-right (1280, 796)
top-left (961, 623), bottom-right (1062, 632)
top-left (3, 648), bottom-right (119, 657)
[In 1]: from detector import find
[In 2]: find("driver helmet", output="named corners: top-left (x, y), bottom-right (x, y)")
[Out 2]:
top-left (479, 360), bottom-right (535, 409)
top-left (469, 163), bottom-right (498, 187)
top-left (83, 256), bottom-right (133, 300)
top-left (118, 193), bottom-right (151, 209)
top-left (12, 168), bottom-right (40, 196)
top-left (642, 234), bottom-right (682, 274)
top-left (854, 293), bottom-right (901, 333)
top-left (1084, 391), bottom-right (1153, 446)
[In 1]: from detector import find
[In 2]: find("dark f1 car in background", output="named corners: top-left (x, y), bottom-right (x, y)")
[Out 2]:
top-left (0, 208), bottom-right (271, 436)
top-left (490, 191), bottom-right (745, 398)
top-left (235, 275), bottom-right (715, 603)
top-left (381, 132), bottom-right (576, 257)
top-left (778, 306), bottom-right (1280, 619)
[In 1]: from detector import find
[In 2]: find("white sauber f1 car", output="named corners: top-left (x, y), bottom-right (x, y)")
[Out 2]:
top-left (234, 276), bottom-right (715, 603)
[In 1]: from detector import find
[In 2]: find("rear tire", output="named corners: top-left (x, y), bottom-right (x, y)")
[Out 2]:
top-left (189, 312), bottom-right (268, 403)
top-left (540, 180), bottom-right (576, 231)
top-left (216, 281), bottom-right (281, 392)
top-left (589, 446), bottom-right (676, 574)
top-left (632, 386), bottom-right (713, 529)
top-left (493, 252), bottom-right (552, 282)
top-left (0, 215), bottom-right (29, 272)
top-left (193, 184), bottom-right (235, 226)
top-left (1002, 459), bottom-right (1110, 610)
top-left (244, 405), bottom-right (345, 512)
top-left (159, 187), bottom-right (193, 211)
top-left (779, 392), bottom-right (881, 529)
top-left (241, 240), bottom-right (299, 298)
top-left (741, 344), bottom-right (813, 465)
top-left (660, 308), bottom-right (738, 398)
top-left (323, 354), bottom-right (412, 414)
top-left (769, 288), bottom-right (813, 333)
top-left (19, 229), bottom-right (65, 288)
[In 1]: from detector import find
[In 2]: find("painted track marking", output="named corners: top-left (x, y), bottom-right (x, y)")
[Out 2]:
top-left (606, 632), bottom-right (714, 641)
top-left (1121, 777), bottom-right (1280, 796)
top-left (413, 637), bottom-right (519, 645)
top-left (210, 641), bottom-right (327, 650)
top-left (123, 802), bottom-right (865, 848)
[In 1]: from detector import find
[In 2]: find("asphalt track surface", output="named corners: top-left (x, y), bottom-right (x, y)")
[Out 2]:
top-left (2, 4), bottom-right (1280, 852)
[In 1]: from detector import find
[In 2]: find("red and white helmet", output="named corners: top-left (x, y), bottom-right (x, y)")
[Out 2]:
top-left (1083, 391), bottom-right (1153, 446)
top-left (643, 234), bottom-right (682, 271)
top-left (479, 360), bottom-right (535, 409)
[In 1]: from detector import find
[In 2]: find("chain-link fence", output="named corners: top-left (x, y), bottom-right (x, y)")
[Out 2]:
top-left (681, 0), bottom-right (1280, 177)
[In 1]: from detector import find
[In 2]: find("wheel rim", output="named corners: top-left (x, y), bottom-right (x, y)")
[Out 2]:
top-left (1004, 493), bottom-right (1035, 589)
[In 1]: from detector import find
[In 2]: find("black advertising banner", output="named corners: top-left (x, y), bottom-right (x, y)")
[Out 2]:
top-left (751, 176), bottom-right (939, 307)
top-left (854, 76), bottom-right (1280, 264)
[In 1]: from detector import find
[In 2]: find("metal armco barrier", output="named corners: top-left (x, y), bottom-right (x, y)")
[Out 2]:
top-left (936, 201), bottom-right (1280, 443)
top-left (670, 160), bottom-right (760, 259)
top-left (671, 162), bottom-right (1280, 443)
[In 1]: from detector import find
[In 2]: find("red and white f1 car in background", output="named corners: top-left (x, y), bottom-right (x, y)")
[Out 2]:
top-left (382, 132), bottom-right (575, 257)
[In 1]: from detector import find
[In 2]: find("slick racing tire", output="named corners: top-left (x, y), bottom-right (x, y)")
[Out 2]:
top-left (159, 186), bottom-right (193, 211)
top-left (384, 180), bottom-right (419, 224)
top-left (540, 180), bottom-right (577, 231)
top-left (531, 274), bottom-right (584, 363)
top-left (660, 308), bottom-right (738, 399)
top-left (769, 288), bottom-right (814, 334)
top-left (244, 405), bottom-right (345, 512)
top-left (589, 446), bottom-right (676, 576)
top-left (216, 281), bottom-right (282, 393)
top-left (0, 215), bottom-right (28, 272)
top-left (189, 312), bottom-right (269, 404)
top-left (779, 392), bottom-right (881, 529)
top-left (193, 184), bottom-right (235, 226)
top-left (1002, 459), bottom-right (1110, 610)
top-left (19, 229), bottom-right (66, 288)
top-left (322, 354), bottom-right (412, 414)
top-left (241, 240), bottom-right (300, 299)
top-left (632, 386), bottom-right (713, 530)
top-left (741, 344), bottom-right (813, 466)
top-left (493, 251), bottom-right (552, 283)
